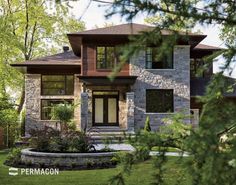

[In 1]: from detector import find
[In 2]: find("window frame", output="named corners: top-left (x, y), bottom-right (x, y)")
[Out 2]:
top-left (41, 75), bottom-right (74, 96)
top-left (96, 46), bottom-right (120, 70)
top-left (145, 47), bottom-right (174, 70)
top-left (41, 99), bottom-right (73, 121)
top-left (146, 89), bottom-right (174, 113)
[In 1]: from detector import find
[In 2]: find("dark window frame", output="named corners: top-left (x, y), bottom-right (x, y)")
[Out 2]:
top-left (145, 47), bottom-right (174, 69)
top-left (96, 46), bottom-right (120, 70)
top-left (41, 99), bottom-right (73, 120)
top-left (146, 89), bottom-right (174, 113)
top-left (92, 90), bottom-right (119, 126)
top-left (41, 75), bottom-right (74, 96)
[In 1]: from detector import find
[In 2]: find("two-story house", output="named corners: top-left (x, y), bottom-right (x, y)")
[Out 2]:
top-left (11, 23), bottom-right (226, 136)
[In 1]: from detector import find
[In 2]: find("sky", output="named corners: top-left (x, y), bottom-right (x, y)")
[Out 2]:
top-left (67, 0), bottom-right (235, 78)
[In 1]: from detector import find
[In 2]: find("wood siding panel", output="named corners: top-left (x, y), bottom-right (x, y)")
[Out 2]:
top-left (82, 44), bottom-right (130, 76)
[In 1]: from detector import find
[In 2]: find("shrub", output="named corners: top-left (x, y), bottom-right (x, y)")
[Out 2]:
top-left (30, 128), bottom-right (95, 153)
top-left (5, 147), bottom-right (22, 166)
top-left (49, 136), bottom-right (70, 152)
top-left (68, 131), bottom-right (95, 153)
top-left (51, 103), bottom-right (74, 132)
top-left (29, 126), bottom-right (60, 152)
top-left (144, 116), bottom-right (151, 132)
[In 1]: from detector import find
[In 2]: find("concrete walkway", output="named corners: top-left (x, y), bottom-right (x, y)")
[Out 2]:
top-left (94, 144), bottom-right (189, 157)
top-left (94, 144), bottom-right (135, 151)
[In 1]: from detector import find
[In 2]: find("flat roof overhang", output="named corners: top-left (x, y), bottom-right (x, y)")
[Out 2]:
top-left (78, 76), bottom-right (138, 85)
top-left (10, 64), bottom-right (81, 74)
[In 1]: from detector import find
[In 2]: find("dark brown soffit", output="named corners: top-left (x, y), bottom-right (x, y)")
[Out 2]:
top-left (79, 76), bottom-right (138, 85)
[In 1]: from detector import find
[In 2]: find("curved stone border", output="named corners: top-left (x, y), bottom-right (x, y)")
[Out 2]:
top-left (21, 148), bottom-right (117, 168)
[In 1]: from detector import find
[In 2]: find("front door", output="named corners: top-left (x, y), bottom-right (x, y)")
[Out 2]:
top-left (92, 91), bottom-right (119, 126)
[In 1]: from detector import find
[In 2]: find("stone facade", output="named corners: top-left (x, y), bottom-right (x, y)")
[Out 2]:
top-left (25, 45), bottom-right (190, 134)
top-left (25, 74), bottom-right (81, 135)
top-left (80, 92), bottom-right (88, 131)
top-left (126, 92), bottom-right (135, 132)
top-left (130, 46), bottom-right (190, 130)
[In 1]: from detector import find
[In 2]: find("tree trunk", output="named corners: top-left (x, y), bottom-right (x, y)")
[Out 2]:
top-left (17, 80), bottom-right (25, 114)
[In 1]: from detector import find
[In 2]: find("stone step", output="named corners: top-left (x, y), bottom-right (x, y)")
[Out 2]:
top-left (90, 131), bottom-right (135, 144)
top-left (88, 126), bottom-right (128, 132)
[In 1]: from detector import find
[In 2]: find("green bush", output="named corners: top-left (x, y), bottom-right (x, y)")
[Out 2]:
top-left (144, 116), bottom-right (151, 132)
top-left (49, 136), bottom-right (70, 152)
top-left (30, 128), bottom-right (94, 153)
top-left (5, 147), bottom-right (22, 166)
top-left (29, 126), bottom-right (60, 152)
top-left (51, 103), bottom-right (74, 132)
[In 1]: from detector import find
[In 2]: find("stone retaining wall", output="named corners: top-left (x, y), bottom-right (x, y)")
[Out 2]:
top-left (21, 148), bottom-right (116, 168)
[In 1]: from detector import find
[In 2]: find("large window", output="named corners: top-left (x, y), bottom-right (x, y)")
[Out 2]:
top-left (41, 99), bottom-right (73, 120)
top-left (96, 47), bottom-right (119, 69)
top-left (41, 75), bottom-right (74, 95)
top-left (146, 89), bottom-right (174, 113)
top-left (146, 47), bottom-right (173, 69)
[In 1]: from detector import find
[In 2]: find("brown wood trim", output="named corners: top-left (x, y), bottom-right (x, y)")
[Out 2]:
top-left (27, 66), bottom-right (81, 74)
top-left (79, 76), bottom-right (137, 85)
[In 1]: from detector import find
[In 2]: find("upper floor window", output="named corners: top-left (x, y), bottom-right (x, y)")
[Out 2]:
top-left (146, 89), bottom-right (174, 113)
top-left (41, 75), bottom-right (74, 95)
top-left (146, 47), bottom-right (173, 69)
top-left (96, 47), bottom-right (119, 69)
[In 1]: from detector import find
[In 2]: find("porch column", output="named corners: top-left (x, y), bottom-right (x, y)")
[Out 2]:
top-left (126, 92), bottom-right (135, 132)
top-left (80, 92), bottom-right (88, 131)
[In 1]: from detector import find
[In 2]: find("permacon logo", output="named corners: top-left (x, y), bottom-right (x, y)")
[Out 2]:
top-left (9, 167), bottom-right (18, 176)
top-left (9, 168), bottom-right (59, 176)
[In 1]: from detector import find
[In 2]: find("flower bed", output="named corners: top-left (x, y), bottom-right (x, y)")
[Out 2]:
top-left (21, 148), bottom-right (117, 169)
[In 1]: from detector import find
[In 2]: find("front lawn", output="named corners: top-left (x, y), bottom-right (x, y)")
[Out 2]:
top-left (0, 150), bottom-right (191, 185)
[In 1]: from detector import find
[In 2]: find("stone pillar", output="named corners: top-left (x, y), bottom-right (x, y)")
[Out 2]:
top-left (80, 93), bottom-right (88, 131)
top-left (126, 92), bottom-right (135, 132)
top-left (25, 74), bottom-right (41, 136)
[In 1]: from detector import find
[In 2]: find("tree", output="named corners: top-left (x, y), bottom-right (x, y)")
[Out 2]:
top-left (0, 0), bottom-right (85, 114)
top-left (51, 102), bottom-right (75, 132)
top-left (102, 1), bottom-right (236, 185)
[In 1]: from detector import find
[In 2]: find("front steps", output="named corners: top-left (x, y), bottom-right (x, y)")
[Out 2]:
top-left (88, 127), bottom-right (135, 144)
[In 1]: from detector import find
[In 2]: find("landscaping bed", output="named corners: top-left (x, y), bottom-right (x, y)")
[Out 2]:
top-left (20, 148), bottom-right (117, 170)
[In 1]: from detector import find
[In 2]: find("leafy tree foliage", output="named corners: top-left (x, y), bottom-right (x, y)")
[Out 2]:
top-left (0, 1), bottom-right (85, 141)
top-left (104, 0), bottom-right (236, 185)
top-left (51, 102), bottom-right (74, 132)
top-left (0, 0), bottom-right (85, 114)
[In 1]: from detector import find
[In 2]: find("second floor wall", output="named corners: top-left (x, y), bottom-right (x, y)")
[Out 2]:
top-left (82, 44), bottom-right (130, 76)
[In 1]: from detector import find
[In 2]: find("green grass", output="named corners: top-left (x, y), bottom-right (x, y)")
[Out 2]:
top-left (151, 146), bottom-right (183, 152)
top-left (0, 150), bottom-right (191, 185)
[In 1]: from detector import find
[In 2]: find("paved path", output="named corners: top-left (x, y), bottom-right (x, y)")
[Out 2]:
top-left (94, 144), bottom-right (189, 157)
top-left (94, 144), bottom-right (135, 151)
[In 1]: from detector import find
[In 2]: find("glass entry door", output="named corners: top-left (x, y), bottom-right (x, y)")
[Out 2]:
top-left (92, 92), bottom-right (119, 126)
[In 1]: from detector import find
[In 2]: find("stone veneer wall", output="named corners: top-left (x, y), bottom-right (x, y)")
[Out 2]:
top-left (130, 46), bottom-right (190, 130)
top-left (84, 85), bottom-right (129, 129)
top-left (25, 74), bottom-right (81, 135)
top-left (126, 92), bottom-right (134, 132)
